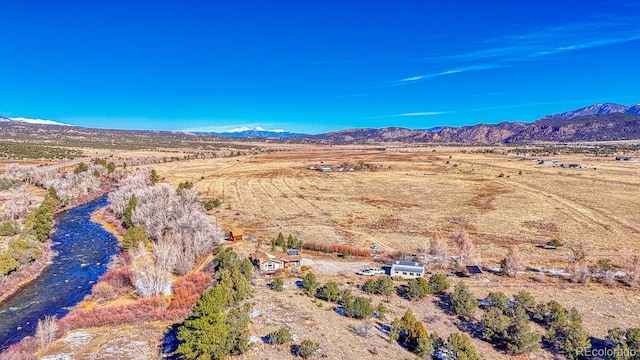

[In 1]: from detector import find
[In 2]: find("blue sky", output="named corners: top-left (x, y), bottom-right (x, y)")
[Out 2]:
top-left (1, 1), bottom-right (639, 134)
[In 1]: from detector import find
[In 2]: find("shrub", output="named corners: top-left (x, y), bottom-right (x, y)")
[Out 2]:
top-left (406, 277), bottom-right (431, 300)
top-left (376, 303), bottom-right (387, 319)
top-left (547, 238), bottom-right (564, 247)
top-left (482, 304), bottom-right (541, 354)
top-left (297, 339), bottom-right (320, 358)
top-left (607, 327), bottom-right (640, 360)
top-left (169, 272), bottom-right (212, 312)
top-left (0, 252), bottom-right (19, 275)
top-left (428, 274), bottom-right (450, 294)
top-left (35, 315), bottom-right (58, 349)
top-left (0, 220), bottom-right (20, 236)
top-left (513, 291), bottom-right (536, 310)
top-left (316, 282), bottom-right (340, 302)
top-left (122, 226), bottom-right (149, 250)
top-left (99, 267), bottom-right (134, 290)
top-left (349, 297), bottom-right (375, 319)
top-left (271, 277), bottom-right (284, 292)
top-left (302, 272), bottom-right (318, 296)
top-left (363, 276), bottom-right (394, 295)
top-left (390, 309), bottom-right (432, 356)
top-left (485, 291), bottom-right (509, 310)
top-left (73, 162), bottom-right (88, 174)
top-left (447, 332), bottom-right (481, 360)
top-left (268, 327), bottom-right (292, 345)
top-left (450, 282), bottom-right (477, 317)
top-left (302, 242), bottom-right (370, 257)
top-left (8, 238), bottom-right (41, 265)
top-left (91, 281), bottom-right (116, 301)
top-left (546, 307), bottom-right (591, 359)
top-left (0, 337), bottom-right (37, 360)
top-left (202, 198), bottom-right (222, 210)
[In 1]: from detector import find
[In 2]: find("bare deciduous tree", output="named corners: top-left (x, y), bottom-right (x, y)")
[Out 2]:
top-left (430, 236), bottom-right (449, 269)
top-left (627, 254), bottom-right (640, 289)
top-left (35, 315), bottom-right (58, 349)
top-left (130, 243), bottom-right (173, 297)
top-left (503, 245), bottom-right (525, 278)
top-left (452, 230), bottom-right (477, 267)
top-left (567, 242), bottom-right (590, 284)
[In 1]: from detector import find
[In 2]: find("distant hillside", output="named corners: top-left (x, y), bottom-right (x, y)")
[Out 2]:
top-left (542, 102), bottom-right (640, 119)
top-left (3, 102), bottom-right (640, 145)
top-left (309, 103), bottom-right (640, 144)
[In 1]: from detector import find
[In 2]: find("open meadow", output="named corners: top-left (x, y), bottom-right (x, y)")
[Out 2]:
top-left (147, 144), bottom-right (640, 339)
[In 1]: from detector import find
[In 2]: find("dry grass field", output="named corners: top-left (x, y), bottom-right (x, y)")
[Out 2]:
top-left (148, 145), bottom-right (640, 340)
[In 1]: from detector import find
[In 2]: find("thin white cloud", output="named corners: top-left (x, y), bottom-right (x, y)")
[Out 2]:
top-left (393, 111), bottom-right (450, 117)
top-left (335, 93), bottom-right (370, 98)
top-left (441, 17), bottom-right (640, 64)
top-left (394, 64), bottom-right (500, 86)
top-left (364, 111), bottom-right (450, 120)
top-left (400, 76), bottom-right (424, 82)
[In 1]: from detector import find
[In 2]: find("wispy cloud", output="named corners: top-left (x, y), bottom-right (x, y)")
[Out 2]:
top-left (443, 17), bottom-right (640, 64)
top-left (334, 93), bottom-right (370, 98)
top-left (393, 64), bottom-right (499, 86)
top-left (393, 111), bottom-right (450, 117)
top-left (394, 16), bottom-right (640, 88)
top-left (364, 111), bottom-right (450, 120)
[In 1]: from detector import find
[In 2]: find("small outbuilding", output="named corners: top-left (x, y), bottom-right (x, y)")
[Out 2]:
top-left (229, 228), bottom-right (244, 242)
top-left (390, 260), bottom-right (425, 279)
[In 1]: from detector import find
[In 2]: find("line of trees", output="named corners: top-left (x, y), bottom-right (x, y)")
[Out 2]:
top-left (0, 187), bottom-right (59, 280)
top-left (177, 249), bottom-right (253, 360)
top-left (107, 169), bottom-right (224, 295)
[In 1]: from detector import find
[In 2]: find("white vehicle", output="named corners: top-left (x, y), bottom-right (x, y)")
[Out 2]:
top-left (357, 268), bottom-right (385, 276)
top-left (356, 269), bottom-right (376, 276)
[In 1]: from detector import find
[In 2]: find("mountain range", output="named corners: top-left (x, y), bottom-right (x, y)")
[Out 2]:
top-left (2, 102), bottom-right (640, 144)
top-left (194, 126), bottom-right (305, 139)
top-left (0, 116), bottom-right (69, 126)
top-left (306, 103), bottom-right (640, 143)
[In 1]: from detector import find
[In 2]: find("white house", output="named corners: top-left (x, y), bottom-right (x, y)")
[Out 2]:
top-left (390, 261), bottom-right (425, 279)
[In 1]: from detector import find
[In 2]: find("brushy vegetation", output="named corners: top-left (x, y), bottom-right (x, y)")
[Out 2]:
top-left (267, 327), bottom-right (292, 345)
top-left (389, 309), bottom-right (432, 357)
top-left (0, 188), bottom-right (59, 279)
top-left (0, 141), bottom-right (84, 159)
top-left (362, 276), bottom-right (394, 295)
top-left (302, 242), bottom-right (370, 257)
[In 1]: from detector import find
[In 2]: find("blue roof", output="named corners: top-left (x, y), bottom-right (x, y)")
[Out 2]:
top-left (392, 261), bottom-right (424, 267)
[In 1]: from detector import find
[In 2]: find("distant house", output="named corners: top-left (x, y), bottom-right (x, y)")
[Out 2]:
top-left (390, 261), bottom-right (425, 279)
top-left (250, 250), bottom-right (302, 273)
top-left (539, 159), bottom-right (562, 166)
top-left (229, 228), bottom-right (244, 242)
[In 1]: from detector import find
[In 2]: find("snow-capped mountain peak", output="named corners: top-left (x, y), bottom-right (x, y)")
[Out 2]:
top-left (225, 126), bottom-right (285, 133)
top-left (0, 116), bottom-right (70, 126)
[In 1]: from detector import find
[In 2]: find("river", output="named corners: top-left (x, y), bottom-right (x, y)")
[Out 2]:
top-left (0, 195), bottom-right (120, 351)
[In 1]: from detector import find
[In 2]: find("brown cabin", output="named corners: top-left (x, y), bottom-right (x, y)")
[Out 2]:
top-left (250, 250), bottom-right (302, 273)
top-left (229, 228), bottom-right (244, 241)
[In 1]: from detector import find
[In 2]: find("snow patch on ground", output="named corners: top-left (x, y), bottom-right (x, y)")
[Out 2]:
top-left (39, 354), bottom-right (74, 360)
top-left (62, 331), bottom-right (93, 348)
